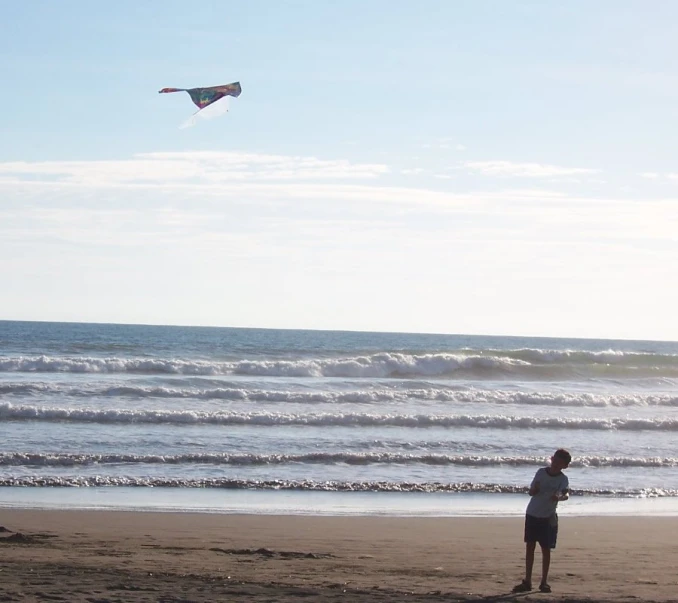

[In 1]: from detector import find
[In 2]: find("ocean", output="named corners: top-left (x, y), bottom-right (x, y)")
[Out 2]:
top-left (1, 320), bottom-right (678, 516)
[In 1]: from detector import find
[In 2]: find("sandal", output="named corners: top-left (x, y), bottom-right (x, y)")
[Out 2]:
top-left (512, 580), bottom-right (532, 593)
top-left (539, 583), bottom-right (552, 593)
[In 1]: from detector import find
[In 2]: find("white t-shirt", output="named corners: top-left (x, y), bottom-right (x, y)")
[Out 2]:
top-left (525, 467), bottom-right (569, 518)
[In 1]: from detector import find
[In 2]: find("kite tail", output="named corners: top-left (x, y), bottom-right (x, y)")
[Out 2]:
top-left (179, 97), bottom-right (231, 129)
top-left (158, 88), bottom-right (186, 94)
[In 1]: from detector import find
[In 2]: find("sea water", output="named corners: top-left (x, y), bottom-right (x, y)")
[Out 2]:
top-left (1, 320), bottom-right (677, 516)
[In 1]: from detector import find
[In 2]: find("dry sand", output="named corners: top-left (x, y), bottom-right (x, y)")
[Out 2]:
top-left (1, 509), bottom-right (678, 602)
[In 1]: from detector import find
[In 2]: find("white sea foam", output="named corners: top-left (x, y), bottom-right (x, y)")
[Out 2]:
top-left (503, 348), bottom-right (677, 365)
top-left (2, 402), bottom-right (677, 430)
top-left (2, 382), bottom-right (677, 407)
top-left (0, 353), bottom-right (525, 377)
top-left (0, 475), bottom-right (674, 497)
top-left (1, 452), bottom-right (676, 468)
top-left (3, 350), bottom-right (678, 379)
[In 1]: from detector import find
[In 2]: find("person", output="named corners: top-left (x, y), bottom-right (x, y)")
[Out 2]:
top-left (512, 448), bottom-right (572, 594)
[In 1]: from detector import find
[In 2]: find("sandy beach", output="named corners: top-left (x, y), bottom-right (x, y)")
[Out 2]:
top-left (1, 510), bottom-right (677, 602)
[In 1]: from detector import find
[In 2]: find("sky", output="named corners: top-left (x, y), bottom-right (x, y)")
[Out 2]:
top-left (1, 1), bottom-right (677, 340)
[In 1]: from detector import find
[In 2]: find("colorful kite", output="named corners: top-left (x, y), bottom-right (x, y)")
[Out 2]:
top-left (159, 82), bottom-right (242, 127)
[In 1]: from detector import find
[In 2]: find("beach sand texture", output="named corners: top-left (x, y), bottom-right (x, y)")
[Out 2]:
top-left (1, 510), bottom-right (678, 602)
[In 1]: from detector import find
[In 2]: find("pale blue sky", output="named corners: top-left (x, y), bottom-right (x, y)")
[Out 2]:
top-left (2, 1), bottom-right (677, 340)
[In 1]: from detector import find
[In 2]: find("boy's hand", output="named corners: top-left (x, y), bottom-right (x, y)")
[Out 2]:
top-left (551, 490), bottom-right (569, 502)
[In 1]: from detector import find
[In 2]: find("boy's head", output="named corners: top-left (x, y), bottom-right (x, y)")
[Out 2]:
top-left (551, 448), bottom-right (572, 471)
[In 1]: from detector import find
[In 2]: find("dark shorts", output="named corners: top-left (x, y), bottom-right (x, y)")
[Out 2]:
top-left (524, 514), bottom-right (558, 549)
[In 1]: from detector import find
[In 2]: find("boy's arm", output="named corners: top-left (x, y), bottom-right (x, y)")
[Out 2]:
top-left (553, 477), bottom-right (570, 501)
top-left (559, 476), bottom-right (570, 501)
top-left (528, 472), bottom-right (541, 496)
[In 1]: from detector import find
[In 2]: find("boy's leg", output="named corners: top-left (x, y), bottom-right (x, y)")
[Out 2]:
top-left (514, 515), bottom-right (538, 592)
top-left (525, 541), bottom-right (536, 584)
top-left (540, 544), bottom-right (551, 586)
top-left (513, 541), bottom-right (536, 592)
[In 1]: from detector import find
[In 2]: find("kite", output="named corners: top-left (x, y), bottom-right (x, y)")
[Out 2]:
top-left (159, 82), bottom-right (242, 128)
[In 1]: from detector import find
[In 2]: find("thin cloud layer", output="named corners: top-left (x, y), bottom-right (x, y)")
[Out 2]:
top-left (0, 151), bottom-right (390, 185)
top-left (462, 160), bottom-right (599, 178)
top-left (1, 150), bottom-right (676, 244)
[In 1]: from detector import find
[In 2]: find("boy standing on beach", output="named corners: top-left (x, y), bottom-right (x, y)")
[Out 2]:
top-left (513, 448), bottom-right (572, 594)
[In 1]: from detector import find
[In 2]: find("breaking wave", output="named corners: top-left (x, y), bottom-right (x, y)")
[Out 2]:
top-left (0, 476), bottom-right (675, 497)
top-left (2, 382), bottom-right (678, 407)
top-left (2, 402), bottom-right (678, 430)
top-left (2, 349), bottom-right (678, 379)
top-left (2, 452), bottom-right (677, 468)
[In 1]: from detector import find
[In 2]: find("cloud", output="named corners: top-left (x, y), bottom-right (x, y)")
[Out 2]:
top-left (420, 138), bottom-right (465, 151)
top-left (0, 150), bottom-right (570, 211)
top-left (637, 172), bottom-right (678, 181)
top-left (0, 151), bottom-right (390, 186)
top-left (2, 150), bottom-right (676, 243)
top-left (461, 160), bottom-right (600, 178)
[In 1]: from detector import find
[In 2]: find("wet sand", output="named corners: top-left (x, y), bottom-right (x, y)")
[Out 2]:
top-left (1, 509), bottom-right (678, 602)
